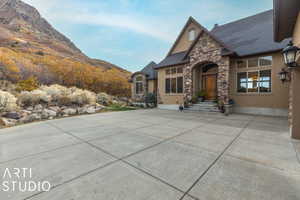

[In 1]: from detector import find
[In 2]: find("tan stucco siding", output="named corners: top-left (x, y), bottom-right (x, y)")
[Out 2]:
top-left (171, 22), bottom-right (202, 54)
top-left (157, 67), bottom-right (184, 104)
top-left (293, 12), bottom-right (300, 46)
top-left (229, 53), bottom-right (289, 109)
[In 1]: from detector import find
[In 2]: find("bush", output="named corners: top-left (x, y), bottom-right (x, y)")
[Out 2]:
top-left (145, 93), bottom-right (157, 107)
top-left (69, 88), bottom-right (96, 105)
top-left (96, 93), bottom-right (113, 106)
top-left (0, 90), bottom-right (18, 112)
top-left (18, 90), bottom-right (51, 106)
top-left (16, 77), bottom-right (39, 92)
top-left (40, 84), bottom-right (70, 102)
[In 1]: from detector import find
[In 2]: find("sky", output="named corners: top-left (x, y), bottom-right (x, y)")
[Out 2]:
top-left (23, 0), bottom-right (273, 72)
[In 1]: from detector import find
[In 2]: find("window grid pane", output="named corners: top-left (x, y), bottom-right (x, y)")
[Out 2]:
top-left (177, 77), bottom-right (183, 93)
top-left (171, 78), bottom-right (177, 93)
top-left (165, 78), bottom-right (170, 94)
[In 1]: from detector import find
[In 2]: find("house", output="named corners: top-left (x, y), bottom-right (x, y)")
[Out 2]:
top-left (130, 61), bottom-right (158, 102)
top-left (273, 0), bottom-right (300, 139)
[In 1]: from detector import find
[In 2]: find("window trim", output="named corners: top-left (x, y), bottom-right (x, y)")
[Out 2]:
top-left (236, 69), bottom-right (272, 94)
top-left (165, 66), bottom-right (184, 95)
top-left (135, 75), bottom-right (144, 95)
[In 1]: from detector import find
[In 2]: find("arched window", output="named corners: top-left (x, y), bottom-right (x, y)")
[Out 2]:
top-left (188, 29), bottom-right (196, 41)
top-left (135, 76), bottom-right (144, 94)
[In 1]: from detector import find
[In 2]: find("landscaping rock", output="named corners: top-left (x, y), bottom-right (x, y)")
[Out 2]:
top-left (62, 108), bottom-right (77, 115)
top-left (86, 106), bottom-right (96, 114)
top-left (3, 112), bottom-right (22, 120)
top-left (20, 113), bottom-right (41, 123)
top-left (49, 106), bottom-right (60, 113)
top-left (34, 104), bottom-right (43, 111)
top-left (41, 109), bottom-right (57, 119)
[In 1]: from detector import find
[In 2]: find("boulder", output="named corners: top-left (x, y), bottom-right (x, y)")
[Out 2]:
top-left (62, 108), bottom-right (77, 116)
top-left (3, 112), bottom-right (22, 120)
top-left (86, 106), bottom-right (96, 114)
top-left (20, 113), bottom-right (41, 123)
top-left (34, 104), bottom-right (43, 111)
top-left (48, 106), bottom-right (60, 113)
top-left (41, 109), bottom-right (57, 119)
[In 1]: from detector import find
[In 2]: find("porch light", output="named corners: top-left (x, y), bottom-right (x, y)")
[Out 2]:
top-left (282, 41), bottom-right (300, 68)
top-left (278, 68), bottom-right (289, 82)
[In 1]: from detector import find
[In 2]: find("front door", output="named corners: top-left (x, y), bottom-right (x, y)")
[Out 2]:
top-left (203, 75), bottom-right (217, 100)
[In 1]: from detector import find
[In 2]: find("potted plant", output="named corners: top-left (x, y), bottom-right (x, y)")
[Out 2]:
top-left (218, 100), bottom-right (225, 113)
top-left (191, 95), bottom-right (198, 104)
top-left (197, 90), bottom-right (207, 102)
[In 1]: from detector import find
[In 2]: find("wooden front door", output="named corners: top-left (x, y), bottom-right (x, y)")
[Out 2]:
top-left (203, 75), bottom-right (217, 100)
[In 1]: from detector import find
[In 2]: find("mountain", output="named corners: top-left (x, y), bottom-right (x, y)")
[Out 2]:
top-left (0, 0), bottom-right (131, 95)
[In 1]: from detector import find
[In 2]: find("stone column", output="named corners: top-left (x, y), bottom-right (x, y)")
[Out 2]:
top-left (183, 64), bottom-right (193, 105)
top-left (217, 57), bottom-right (231, 114)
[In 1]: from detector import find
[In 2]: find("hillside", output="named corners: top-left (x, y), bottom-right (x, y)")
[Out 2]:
top-left (0, 0), bottom-right (131, 96)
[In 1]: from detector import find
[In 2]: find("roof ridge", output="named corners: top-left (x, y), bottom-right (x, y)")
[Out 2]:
top-left (211, 9), bottom-right (273, 31)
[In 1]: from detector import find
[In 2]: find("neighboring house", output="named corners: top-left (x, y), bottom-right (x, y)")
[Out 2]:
top-left (273, 0), bottom-right (300, 139)
top-left (131, 10), bottom-right (290, 116)
top-left (130, 61), bottom-right (158, 102)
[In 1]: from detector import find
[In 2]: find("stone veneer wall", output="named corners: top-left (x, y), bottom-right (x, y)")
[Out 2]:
top-left (132, 74), bottom-right (148, 102)
top-left (183, 33), bottom-right (230, 105)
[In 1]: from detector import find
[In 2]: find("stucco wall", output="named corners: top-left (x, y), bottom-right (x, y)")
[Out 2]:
top-left (291, 11), bottom-right (300, 139)
top-left (148, 80), bottom-right (156, 94)
top-left (171, 22), bottom-right (202, 54)
top-left (229, 53), bottom-right (289, 110)
top-left (157, 66), bottom-right (184, 105)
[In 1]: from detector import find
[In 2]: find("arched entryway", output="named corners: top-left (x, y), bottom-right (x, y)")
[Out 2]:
top-left (192, 62), bottom-right (218, 101)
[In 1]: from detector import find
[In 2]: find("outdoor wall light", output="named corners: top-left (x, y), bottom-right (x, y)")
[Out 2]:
top-left (278, 68), bottom-right (289, 82)
top-left (282, 41), bottom-right (300, 68)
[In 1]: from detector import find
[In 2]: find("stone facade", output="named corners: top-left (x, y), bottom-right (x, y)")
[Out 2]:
top-left (131, 73), bottom-right (148, 102)
top-left (183, 32), bottom-right (230, 105)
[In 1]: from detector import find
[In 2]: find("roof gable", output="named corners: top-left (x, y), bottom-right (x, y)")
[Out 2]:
top-left (167, 17), bottom-right (203, 56)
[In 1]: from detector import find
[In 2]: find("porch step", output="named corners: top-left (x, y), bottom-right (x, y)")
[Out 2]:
top-left (186, 102), bottom-right (219, 112)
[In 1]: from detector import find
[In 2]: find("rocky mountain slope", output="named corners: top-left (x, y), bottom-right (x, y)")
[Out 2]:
top-left (0, 0), bottom-right (130, 90)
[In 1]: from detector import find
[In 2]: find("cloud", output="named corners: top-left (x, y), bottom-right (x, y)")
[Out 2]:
top-left (23, 0), bottom-right (175, 42)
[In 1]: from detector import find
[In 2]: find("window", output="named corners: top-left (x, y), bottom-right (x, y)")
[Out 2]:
top-left (248, 58), bottom-right (259, 68)
top-left (165, 78), bottom-right (170, 93)
top-left (236, 56), bottom-right (273, 68)
top-left (177, 77), bottom-right (183, 93)
top-left (188, 29), bottom-right (196, 41)
top-left (259, 56), bottom-right (272, 66)
top-left (259, 70), bottom-right (271, 92)
top-left (237, 72), bottom-right (247, 93)
top-left (135, 76), bottom-right (143, 94)
top-left (237, 60), bottom-right (247, 68)
top-left (237, 70), bottom-right (271, 93)
top-left (247, 71), bottom-right (259, 92)
top-left (165, 66), bottom-right (184, 94)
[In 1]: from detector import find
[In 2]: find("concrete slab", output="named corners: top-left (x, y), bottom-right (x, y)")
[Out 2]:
top-left (135, 124), bottom-right (188, 139)
top-left (29, 162), bottom-right (183, 200)
top-left (90, 133), bottom-right (162, 158)
top-left (69, 125), bottom-right (130, 141)
top-left (227, 138), bottom-right (300, 172)
top-left (195, 124), bottom-right (243, 137)
top-left (173, 130), bottom-right (235, 153)
top-left (126, 141), bottom-right (218, 191)
top-left (189, 156), bottom-right (300, 200)
top-left (0, 124), bottom-right (80, 163)
top-left (0, 143), bottom-right (115, 200)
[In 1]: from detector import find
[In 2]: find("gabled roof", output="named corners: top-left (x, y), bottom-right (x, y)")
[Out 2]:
top-left (156, 10), bottom-right (291, 69)
top-left (141, 61), bottom-right (158, 80)
top-left (211, 9), bottom-right (290, 56)
top-left (156, 51), bottom-right (188, 69)
top-left (132, 61), bottom-right (158, 80)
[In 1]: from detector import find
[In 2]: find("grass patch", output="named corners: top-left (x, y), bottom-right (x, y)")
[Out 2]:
top-left (104, 104), bottom-right (137, 112)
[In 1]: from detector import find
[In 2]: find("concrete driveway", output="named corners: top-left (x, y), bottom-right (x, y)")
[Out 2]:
top-left (0, 109), bottom-right (299, 200)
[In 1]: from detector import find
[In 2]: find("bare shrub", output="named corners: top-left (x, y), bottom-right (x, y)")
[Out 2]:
top-left (18, 90), bottom-right (51, 106)
top-left (0, 90), bottom-right (18, 112)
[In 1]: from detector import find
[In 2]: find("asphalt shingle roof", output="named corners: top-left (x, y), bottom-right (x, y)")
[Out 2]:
top-left (156, 10), bottom-right (290, 69)
top-left (155, 51), bottom-right (188, 69)
top-left (141, 61), bottom-right (158, 80)
top-left (211, 10), bottom-right (290, 56)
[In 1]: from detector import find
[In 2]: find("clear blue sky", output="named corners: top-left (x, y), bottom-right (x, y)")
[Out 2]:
top-left (24, 0), bottom-right (273, 72)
